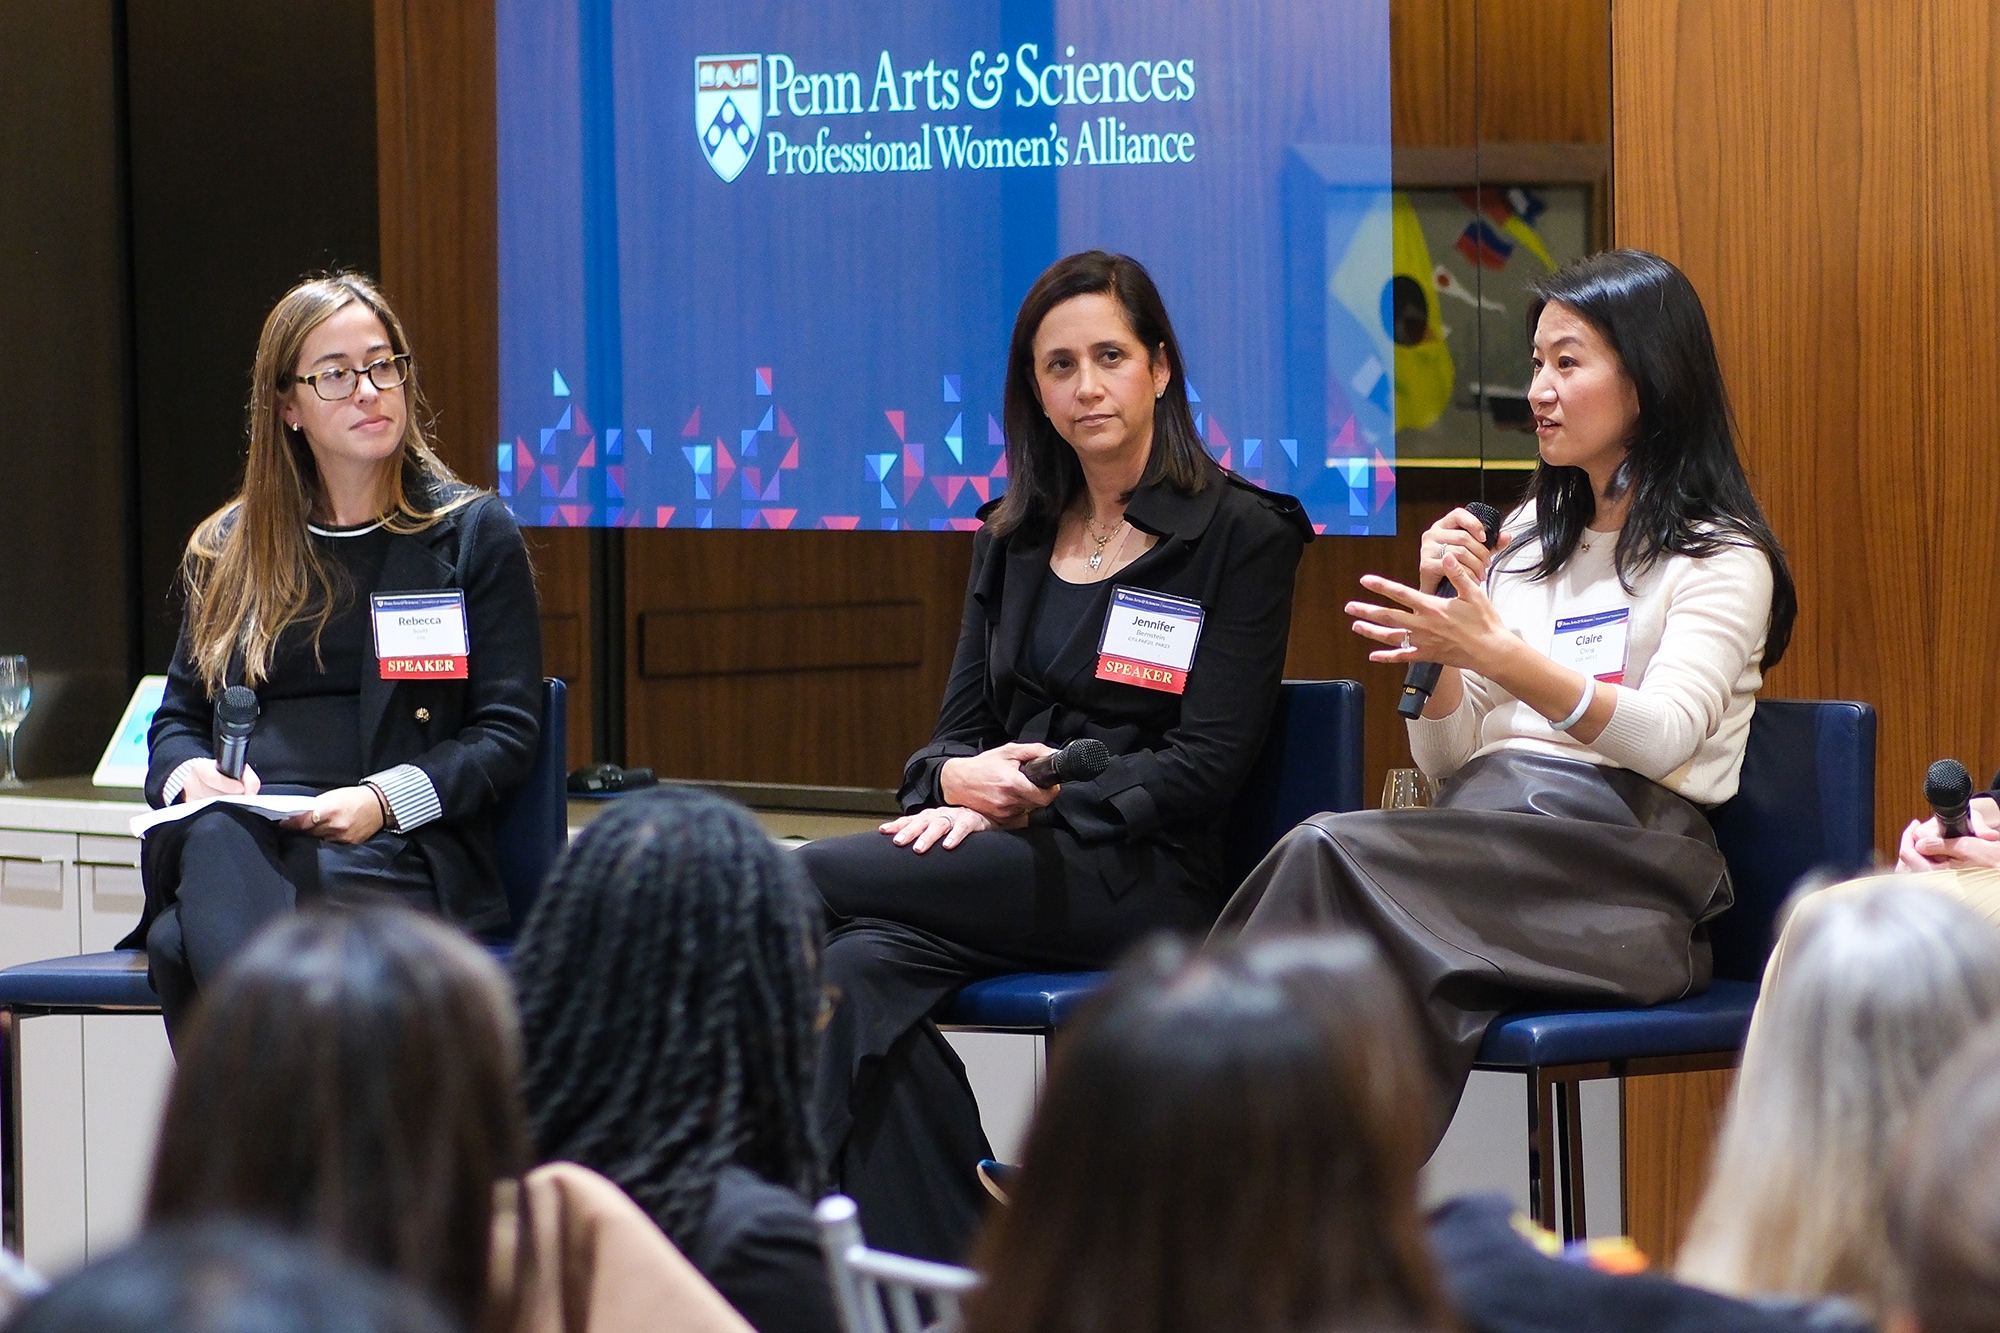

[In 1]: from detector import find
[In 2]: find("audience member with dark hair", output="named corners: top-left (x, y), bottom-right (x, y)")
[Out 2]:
top-left (145, 906), bottom-right (752, 1333)
top-left (509, 787), bottom-right (837, 1333)
top-left (2, 1222), bottom-right (455, 1333)
top-left (1886, 1019), bottom-right (2000, 1333)
top-left (963, 932), bottom-right (1453, 1333)
top-left (1676, 878), bottom-right (2000, 1321)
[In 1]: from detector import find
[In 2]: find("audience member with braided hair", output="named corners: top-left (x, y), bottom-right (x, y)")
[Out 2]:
top-left (510, 787), bottom-right (837, 1333)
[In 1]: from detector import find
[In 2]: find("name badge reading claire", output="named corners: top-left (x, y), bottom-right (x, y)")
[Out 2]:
top-left (371, 592), bottom-right (470, 680)
top-left (1551, 607), bottom-right (1631, 684)
top-left (1096, 587), bottom-right (1205, 695)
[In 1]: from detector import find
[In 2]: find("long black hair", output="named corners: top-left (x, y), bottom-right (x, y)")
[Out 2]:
top-left (1517, 249), bottom-right (1796, 667)
top-left (509, 786), bottom-right (824, 1250)
top-left (988, 250), bottom-right (1217, 538)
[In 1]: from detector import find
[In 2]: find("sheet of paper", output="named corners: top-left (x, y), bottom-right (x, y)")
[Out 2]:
top-left (130, 794), bottom-right (320, 838)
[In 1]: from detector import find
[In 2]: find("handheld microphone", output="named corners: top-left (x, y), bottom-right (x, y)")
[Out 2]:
top-left (1397, 502), bottom-right (1505, 720)
top-left (1926, 758), bottom-right (1975, 839)
top-left (214, 686), bottom-right (259, 781)
top-left (1021, 738), bottom-right (1112, 788)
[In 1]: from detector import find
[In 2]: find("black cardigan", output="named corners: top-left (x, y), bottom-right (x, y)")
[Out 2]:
top-left (901, 471), bottom-right (1312, 907)
top-left (133, 490), bottom-right (542, 938)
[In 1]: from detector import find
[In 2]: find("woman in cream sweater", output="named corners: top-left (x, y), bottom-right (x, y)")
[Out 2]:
top-left (1218, 249), bottom-right (1797, 1144)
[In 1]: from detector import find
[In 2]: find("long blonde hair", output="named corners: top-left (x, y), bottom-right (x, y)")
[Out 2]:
top-left (1675, 876), bottom-right (2000, 1314)
top-left (182, 273), bottom-right (473, 693)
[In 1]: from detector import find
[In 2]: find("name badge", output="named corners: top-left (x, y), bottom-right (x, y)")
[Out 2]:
top-left (1096, 587), bottom-right (1205, 695)
top-left (1551, 607), bottom-right (1630, 684)
top-left (371, 592), bottom-right (470, 679)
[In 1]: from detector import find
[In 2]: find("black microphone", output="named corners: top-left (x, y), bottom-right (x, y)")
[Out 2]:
top-left (1927, 758), bottom-right (1975, 839)
top-left (214, 686), bottom-right (259, 781)
top-left (1021, 739), bottom-right (1111, 788)
top-left (1397, 502), bottom-right (1505, 720)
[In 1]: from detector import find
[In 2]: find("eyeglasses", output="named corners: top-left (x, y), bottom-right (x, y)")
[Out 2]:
top-left (293, 354), bottom-right (411, 402)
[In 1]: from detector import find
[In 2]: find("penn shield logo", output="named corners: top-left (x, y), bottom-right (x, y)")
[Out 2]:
top-left (696, 55), bottom-right (761, 182)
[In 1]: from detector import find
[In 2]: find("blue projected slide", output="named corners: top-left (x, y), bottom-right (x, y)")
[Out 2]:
top-left (497, 0), bottom-right (1393, 535)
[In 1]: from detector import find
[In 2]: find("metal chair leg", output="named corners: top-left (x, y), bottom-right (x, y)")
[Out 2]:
top-left (1526, 1067), bottom-right (1558, 1229)
top-left (2, 1007), bottom-right (20, 1254)
top-left (1556, 1078), bottom-right (1587, 1240)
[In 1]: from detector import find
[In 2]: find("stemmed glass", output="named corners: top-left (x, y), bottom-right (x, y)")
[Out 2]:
top-left (0, 656), bottom-right (30, 788)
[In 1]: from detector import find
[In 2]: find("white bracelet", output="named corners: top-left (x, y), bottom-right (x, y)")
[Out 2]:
top-left (1549, 677), bottom-right (1595, 732)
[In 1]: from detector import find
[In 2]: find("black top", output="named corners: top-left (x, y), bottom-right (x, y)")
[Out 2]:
top-left (684, 1165), bottom-right (839, 1333)
top-left (1026, 568), bottom-right (1107, 684)
top-left (900, 471), bottom-right (1313, 907)
top-left (251, 523), bottom-right (391, 788)
top-left (1429, 1194), bottom-right (1872, 1333)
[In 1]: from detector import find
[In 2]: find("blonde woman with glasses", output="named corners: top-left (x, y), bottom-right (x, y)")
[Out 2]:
top-left (1675, 877), bottom-right (2000, 1321)
top-left (127, 273), bottom-right (542, 1038)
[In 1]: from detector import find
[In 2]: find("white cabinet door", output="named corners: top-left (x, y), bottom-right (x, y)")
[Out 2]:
top-left (17, 1015), bottom-right (86, 1276)
top-left (0, 830), bottom-right (79, 967)
top-left (76, 835), bottom-right (144, 954)
top-left (80, 1014), bottom-right (175, 1260)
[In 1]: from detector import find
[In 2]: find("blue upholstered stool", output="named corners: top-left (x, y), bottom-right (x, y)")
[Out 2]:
top-left (1470, 699), bottom-right (1876, 1238)
top-left (0, 678), bottom-right (568, 1252)
top-left (938, 679), bottom-right (1365, 1035)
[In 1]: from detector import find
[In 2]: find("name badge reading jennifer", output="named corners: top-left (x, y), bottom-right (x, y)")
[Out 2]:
top-left (1551, 607), bottom-right (1631, 684)
top-left (371, 592), bottom-right (470, 679)
top-left (1096, 588), bottom-right (1205, 694)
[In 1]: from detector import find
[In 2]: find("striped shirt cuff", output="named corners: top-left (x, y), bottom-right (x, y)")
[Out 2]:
top-left (161, 759), bottom-right (201, 806)
top-left (365, 764), bottom-right (443, 833)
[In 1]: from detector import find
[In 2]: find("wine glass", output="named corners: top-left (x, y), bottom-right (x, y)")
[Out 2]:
top-left (1380, 767), bottom-right (1432, 810)
top-left (0, 656), bottom-right (30, 788)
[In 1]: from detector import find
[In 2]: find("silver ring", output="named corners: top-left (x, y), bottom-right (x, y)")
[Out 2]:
top-left (1401, 632), bottom-right (1413, 649)
top-left (311, 810), bottom-right (323, 827)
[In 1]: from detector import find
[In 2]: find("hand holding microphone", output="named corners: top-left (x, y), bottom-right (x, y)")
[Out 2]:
top-left (1898, 758), bottom-right (2000, 871)
top-left (1020, 738), bottom-right (1111, 788)
top-left (1396, 503), bottom-right (1505, 719)
top-left (178, 687), bottom-right (263, 802)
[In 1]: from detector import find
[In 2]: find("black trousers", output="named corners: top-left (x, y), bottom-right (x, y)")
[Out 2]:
top-left (142, 802), bottom-right (438, 1040)
top-left (800, 825), bottom-right (1214, 1262)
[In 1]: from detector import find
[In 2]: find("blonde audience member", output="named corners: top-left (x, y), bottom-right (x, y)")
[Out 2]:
top-left (1885, 1020), bottom-right (2000, 1333)
top-left (964, 932), bottom-right (1453, 1333)
top-left (1676, 878), bottom-right (2000, 1317)
top-left (143, 906), bottom-right (752, 1333)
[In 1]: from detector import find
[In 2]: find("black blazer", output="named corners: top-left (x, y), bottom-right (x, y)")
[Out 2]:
top-left (901, 471), bottom-right (1312, 907)
top-left (134, 490), bottom-right (542, 937)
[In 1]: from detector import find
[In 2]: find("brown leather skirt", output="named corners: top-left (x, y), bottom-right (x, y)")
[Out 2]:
top-left (1211, 750), bottom-right (1732, 1145)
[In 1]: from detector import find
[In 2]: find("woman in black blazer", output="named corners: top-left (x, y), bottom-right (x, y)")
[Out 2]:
top-left (131, 273), bottom-right (541, 1036)
top-left (800, 251), bottom-right (1311, 1262)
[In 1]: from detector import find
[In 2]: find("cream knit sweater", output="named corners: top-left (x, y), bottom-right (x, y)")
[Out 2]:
top-left (1409, 512), bottom-right (1775, 806)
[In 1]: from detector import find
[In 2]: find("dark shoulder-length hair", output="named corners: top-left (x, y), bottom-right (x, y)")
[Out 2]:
top-left (509, 786), bottom-right (824, 1252)
top-left (145, 907), bottom-right (532, 1332)
top-left (964, 932), bottom-right (1454, 1333)
top-left (987, 250), bottom-right (1217, 538)
top-left (1516, 248), bottom-right (1797, 668)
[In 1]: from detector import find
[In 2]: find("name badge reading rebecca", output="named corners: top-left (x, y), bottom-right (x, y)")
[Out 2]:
top-left (1096, 588), bottom-right (1205, 695)
top-left (371, 592), bottom-right (470, 679)
top-left (1551, 607), bottom-right (1631, 684)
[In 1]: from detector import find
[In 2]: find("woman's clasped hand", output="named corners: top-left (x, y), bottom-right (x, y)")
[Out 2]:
top-left (883, 743), bottom-right (1061, 851)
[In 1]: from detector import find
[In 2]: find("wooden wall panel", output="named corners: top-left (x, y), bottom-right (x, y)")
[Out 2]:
top-left (1615, 0), bottom-right (2000, 855)
top-left (1613, 0), bottom-right (2000, 1260)
top-left (623, 533), bottom-right (973, 787)
top-left (376, 0), bottom-right (592, 771)
top-left (1624, 1067), bottom-right (1733, 1264)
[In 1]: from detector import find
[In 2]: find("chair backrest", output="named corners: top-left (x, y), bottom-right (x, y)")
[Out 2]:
top-left (1706, 698), bottom-right (1876, 983)
top-left (1221, 679), bottom-right (1366, 886)
top-left (490, 677), bottom-right (569, 935)
top-left (814, 1195), bottom-right (979, 1333)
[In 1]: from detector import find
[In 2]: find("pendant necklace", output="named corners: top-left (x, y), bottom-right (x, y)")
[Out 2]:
top-left (1085, 514), bottom-right (1127, 572)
